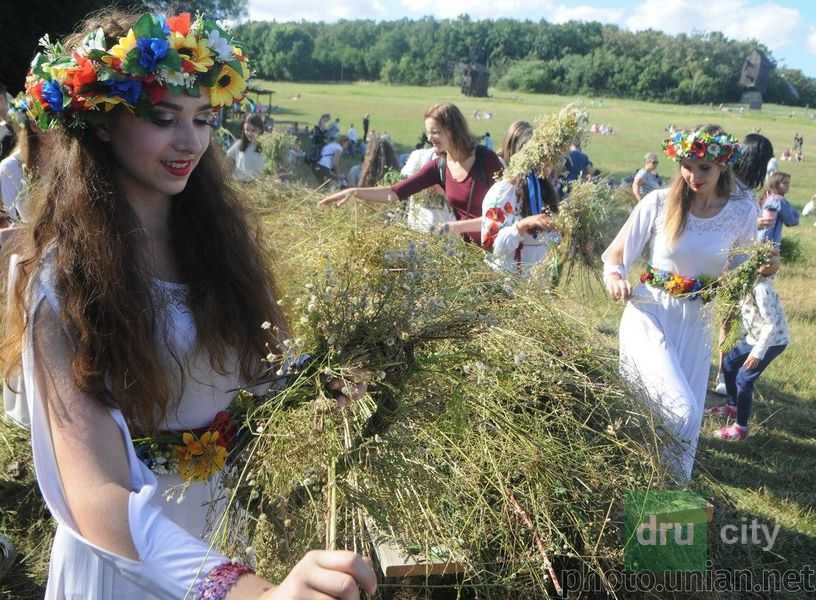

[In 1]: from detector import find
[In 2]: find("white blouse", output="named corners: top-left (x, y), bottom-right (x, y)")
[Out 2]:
top-left (603, 188), bottom-right (759, 280)
top-left (226, 141), bottom-right (265, 182)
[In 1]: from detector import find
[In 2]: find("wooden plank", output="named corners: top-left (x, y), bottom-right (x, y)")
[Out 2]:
top-left (363, 516), bottom-right (466, 578)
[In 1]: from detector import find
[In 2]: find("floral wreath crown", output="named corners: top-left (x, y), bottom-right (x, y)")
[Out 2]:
top-left (662, 128), bottom-right (741, 165)
top-left (24, 12), bottom-right (249, 130)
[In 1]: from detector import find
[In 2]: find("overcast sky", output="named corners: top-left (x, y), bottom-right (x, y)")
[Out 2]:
top-left (247, 0), bottom-right (816, 78)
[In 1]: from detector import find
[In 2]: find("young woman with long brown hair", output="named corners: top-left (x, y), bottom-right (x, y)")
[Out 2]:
top-left (1, 9), bottom-right (375, 600)
top-left (319, 103), bottom-right (503, 245)
top-left (601, 125), bottom-right (777, 484)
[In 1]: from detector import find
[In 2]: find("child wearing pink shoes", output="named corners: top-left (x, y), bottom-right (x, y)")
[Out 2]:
top-left (707, 275), bottom-right (789, 440)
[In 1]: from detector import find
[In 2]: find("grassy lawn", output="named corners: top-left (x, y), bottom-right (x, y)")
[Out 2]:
top-left (1, 82), bottom-right (813, 598)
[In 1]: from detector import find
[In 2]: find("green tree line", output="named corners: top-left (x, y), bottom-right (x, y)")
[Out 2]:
top-left (234, 17), bottom-right (816, 106)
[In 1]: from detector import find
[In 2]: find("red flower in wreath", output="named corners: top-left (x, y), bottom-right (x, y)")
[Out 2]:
top-left (144, 80), bottom-right (168, 104)
top-left (640, 272), bottom-right (653, 283)
top-left (64, 54), bottom-right (97, 93)
top-left (691, 140), bottom-right (706, 159)
top-left (503, 202), bottom-right (514, 214)
top-left (167, 12), bottom-right (192, 36)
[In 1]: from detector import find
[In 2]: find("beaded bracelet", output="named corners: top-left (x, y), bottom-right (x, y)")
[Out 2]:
top-left (195, 561), bottom-right (254, 600)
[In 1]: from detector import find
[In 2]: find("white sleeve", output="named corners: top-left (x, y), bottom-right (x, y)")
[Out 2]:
top-left (746, 284), bottom-right (776, 361)
top-left (601, 190), bottom-right (660, 277)
top-left (492, 224), bottom-right (522, 261)
top-left (23, 272), bottom-right (228, 599)
top-left (0, 157), bottom-right (23, 215)
top-left (481, 181), bottom-right (520, 258)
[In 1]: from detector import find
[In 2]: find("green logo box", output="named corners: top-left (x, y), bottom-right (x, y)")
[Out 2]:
top-left (624, 490), bottom-right (711, 572)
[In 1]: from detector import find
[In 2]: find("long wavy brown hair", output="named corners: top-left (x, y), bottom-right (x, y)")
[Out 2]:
top-left (424, 103), bottom-right (476, 160)
top-left (0, 9), bottom-right (287, 434)
top-left (664, 124), bottom-right (734, 248)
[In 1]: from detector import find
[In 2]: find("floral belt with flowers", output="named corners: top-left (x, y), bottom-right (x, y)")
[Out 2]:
top-left (639, 265), bottom-right (716, 302)
top-left (133, 355), bottom-right (311, 483)
top-left (133, 390), bottom-right (256, 482)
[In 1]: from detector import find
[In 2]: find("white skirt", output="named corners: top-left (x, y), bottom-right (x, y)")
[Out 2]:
top-left (619, 283), bottom-right (713, 483)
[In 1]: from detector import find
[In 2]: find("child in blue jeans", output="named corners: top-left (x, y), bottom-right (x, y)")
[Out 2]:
top-left (706, 276), bottom-right (789, 440)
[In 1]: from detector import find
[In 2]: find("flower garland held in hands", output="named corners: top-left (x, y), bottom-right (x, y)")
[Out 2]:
top-left (662, 128), bottom-right (740, 165)
top-left (24, 12), bottom-right (248, 130)
top-left (711, 241), bottom-right (778, 352)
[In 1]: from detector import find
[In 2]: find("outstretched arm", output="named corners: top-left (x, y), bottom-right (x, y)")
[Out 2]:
top-left (319, 186), bottom-right (395, 207)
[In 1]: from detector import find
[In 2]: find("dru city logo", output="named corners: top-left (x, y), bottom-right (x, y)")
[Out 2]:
top-left (624, 490), bottom-right (779, 572)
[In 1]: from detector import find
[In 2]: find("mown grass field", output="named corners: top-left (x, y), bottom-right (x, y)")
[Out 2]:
top-left (1, 82), bottom-right (813, 598)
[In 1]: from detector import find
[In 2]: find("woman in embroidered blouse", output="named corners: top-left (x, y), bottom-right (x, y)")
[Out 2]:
top-left (0, 10), bottom-right (375, 600)
top-left (601, 124), bottom-right (776, 484)
top-left (319, 103), bottom-right (503, 245)
top-left (481, 121), bottom-right (560, 274)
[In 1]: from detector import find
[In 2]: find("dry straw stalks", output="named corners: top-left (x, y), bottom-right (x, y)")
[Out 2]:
top-left (211, 181), bottom-right (667, 597)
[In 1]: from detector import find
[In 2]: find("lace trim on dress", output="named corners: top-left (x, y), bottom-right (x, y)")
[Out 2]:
top-left (685, 199), bottom-right (753, 234)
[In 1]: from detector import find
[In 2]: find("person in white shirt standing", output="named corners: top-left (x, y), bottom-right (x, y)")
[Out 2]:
top-left (706, 276), bottom-right (790, 440)
top-left (226, 113), bottom-right (265, 182)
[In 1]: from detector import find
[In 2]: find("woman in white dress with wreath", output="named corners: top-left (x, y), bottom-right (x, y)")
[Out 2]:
top-left (1, 9), bottom-right (375, 600)
top-left (602, 125), bottom-right (777, 483)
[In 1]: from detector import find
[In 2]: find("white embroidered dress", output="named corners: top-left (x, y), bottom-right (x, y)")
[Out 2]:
top-left (602, 189), bottom-right (758, 482)
top-left (21, 258), bottom-right (249, 599)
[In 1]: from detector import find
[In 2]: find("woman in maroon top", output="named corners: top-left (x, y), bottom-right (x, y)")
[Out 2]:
top-left (319, 103), bottom-right (503, 245)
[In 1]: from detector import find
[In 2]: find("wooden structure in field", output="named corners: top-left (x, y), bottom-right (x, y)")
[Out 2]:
top-left (460, 63), bottom-right (489, 98)
top-left (739, 49), bottom-right (772, 109)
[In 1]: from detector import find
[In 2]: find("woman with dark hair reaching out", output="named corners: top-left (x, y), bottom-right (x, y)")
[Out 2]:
top-left (2, 9), bottom-right (375, 600)
top-left (320, 103), bottom-right (503, 245)
top-left (602, 125), bottom-right (777, 483)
